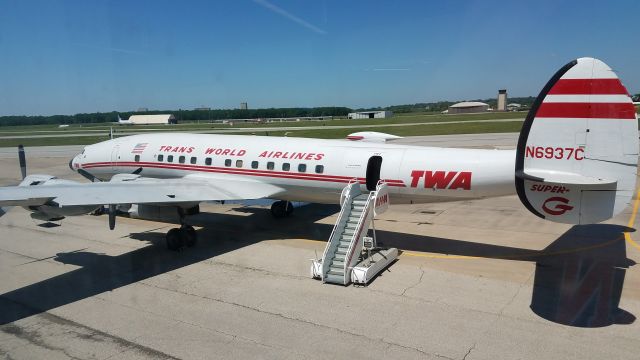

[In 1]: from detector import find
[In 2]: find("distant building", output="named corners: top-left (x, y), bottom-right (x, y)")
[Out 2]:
top-left (497, 89), bottom-right (508, 111)
top-left (195, 107), bottom-right (211, 111)
top-left (507, 103), bottom-right (522, 111)
top-left (137, 107), bottom-right (149, 112)
top-left (447, 102), bottom-right (489, 114)
top-left (124, 114), bottom-right (177, 125)
top-left (348, 111), bottom-right (393, 119)
top-left (240, 102), bottom-right (248, 110)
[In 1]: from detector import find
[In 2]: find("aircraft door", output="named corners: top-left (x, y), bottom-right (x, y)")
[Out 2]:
top-left (366, 156), bottom-right (382, 191)
top-left (111, 145), bottom-right (120, 171)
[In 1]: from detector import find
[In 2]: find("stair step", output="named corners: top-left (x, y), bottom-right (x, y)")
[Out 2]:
top-left (336, 249), bottom-right (347, 255)
top-left (330, 264), bottom-right (343, 271)
top-left (334, 254), bottom-right (346, 261)
top-left (328, 269), bottom-right (343, 276)
top-left (324, 274), bottom-right (344, 284)
top-left (332, 260), bottom-right (345, 267)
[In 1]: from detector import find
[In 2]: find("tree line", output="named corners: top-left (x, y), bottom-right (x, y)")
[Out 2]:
top-left (0, 107), bottom-right (352, 127)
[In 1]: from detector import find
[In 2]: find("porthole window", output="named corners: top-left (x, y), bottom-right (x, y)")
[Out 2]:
top-left (298, 164), bottom-right (307, 172)
top-left (225, 159), bottom-right (232, 167)
top-left (134, 155), bottom-right (140, 162)
top-left (167, 155), bottom-right (174, 163)
top-left (236, 160), bottom-right (243, 168)
top-left (251, 161), bottom-right (259, 169)
top-left (190, 157), bottom-right (197, 164)
top-left (205, 157), bottom-right (212, 166)
top-left (179, 156), bottom-right (186, 164)
top-left (267, 162), bottom-right (275, 170)
top-left (282, 163), bottom-right (290, 171)
top-left (315, 165), bottom-right (324, 174)
top-left (157, 154), bottom-right (164, 162)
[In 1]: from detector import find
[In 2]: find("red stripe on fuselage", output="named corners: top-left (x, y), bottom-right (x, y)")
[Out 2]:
top-left (536, 102), bottom-right (637, 119)
top-left (548, 79), bottom-right (629, 95)
top-left (81, 161), bottom-right (407, 187)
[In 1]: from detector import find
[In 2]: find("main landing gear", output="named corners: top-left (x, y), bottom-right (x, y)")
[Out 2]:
top-left (166, 208), bottom-right (198, 251)
top-left (271, 200), bottom-right (294, 218)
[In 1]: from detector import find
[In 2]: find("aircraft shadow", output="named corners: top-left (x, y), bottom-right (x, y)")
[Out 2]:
top-left (373, 224), bottom-right (636, 327)
top-left (0, 204), bottom-right (635, 328)
top-left (0, 204), bottom-right (336, 326)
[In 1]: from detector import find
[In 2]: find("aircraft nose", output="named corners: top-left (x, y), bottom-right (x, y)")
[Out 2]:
top-left (69, 159), bottom-right (74, 171)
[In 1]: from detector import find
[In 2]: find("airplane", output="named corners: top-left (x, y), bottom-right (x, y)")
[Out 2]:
top-left (0, 57), bottom-right (637, 253)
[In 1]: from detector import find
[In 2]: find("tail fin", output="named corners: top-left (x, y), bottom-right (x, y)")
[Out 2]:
top-left (516, 57), bottom-right (638, 224)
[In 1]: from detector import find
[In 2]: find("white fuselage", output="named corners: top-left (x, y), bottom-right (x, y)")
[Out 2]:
top-left (70, 133), bottom-right (516, 204)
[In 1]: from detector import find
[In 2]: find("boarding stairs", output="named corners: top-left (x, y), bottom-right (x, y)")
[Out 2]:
top-left (311, 180), bottom-right (398, 286)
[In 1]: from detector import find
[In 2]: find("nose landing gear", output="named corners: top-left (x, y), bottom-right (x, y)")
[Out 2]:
top-left (270, 201), bottom-right (294, 218)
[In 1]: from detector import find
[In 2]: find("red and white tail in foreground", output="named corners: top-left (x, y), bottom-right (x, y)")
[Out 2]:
top-left (516, 57), bottom-right (638, 224)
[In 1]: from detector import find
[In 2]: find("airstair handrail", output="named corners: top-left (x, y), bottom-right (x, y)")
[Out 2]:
top-left (321, 180), bottom-right (359, 280)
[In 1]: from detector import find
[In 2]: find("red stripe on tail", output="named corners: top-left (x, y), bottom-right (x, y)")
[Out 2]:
top-left (536, 102), bottom-right (636, 119)
top-left (548, 79), bottom-right (629, 95)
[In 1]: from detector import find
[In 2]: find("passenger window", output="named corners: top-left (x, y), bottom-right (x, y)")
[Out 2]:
top-left (225, 159), bottom-right (232, 167)
top-left (134, 155), bottom-right (140, 162)
top-left (298, 164), bottom-right (307, 172)
top-left (267, 162), bottom-right (275, 170)
top-left (251, 161), bottom-right (259, 169)
top-left (236, 160), bottom-right (243, 168)
top-left (205, 157), bottom-right (212, 166)
top-left (315, 165), bottom-right (324, 174)
top-left (179, 156), bottom-right (186, 164)
top-left (190, 157), bottom-right (197, 164)
top-left (167, 155), bottom-right (174, 163)
top-left (157, 154), bottom-right (164, 162)
top-left (282, 163), bottom-right (290, 171)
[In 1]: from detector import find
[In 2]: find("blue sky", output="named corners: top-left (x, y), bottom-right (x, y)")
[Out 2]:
top-left (0, 0), bottom-right (638, 116)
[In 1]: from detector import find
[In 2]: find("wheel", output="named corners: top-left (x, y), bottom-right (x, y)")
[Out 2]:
top-left (270, 201), bottom-right (287, 218)
top-left (182, 225), bottom-right (197, 247)
top-left (285, 201), bottom-right (294, 216)
top-left (166, 228), bottom-right (183, 251)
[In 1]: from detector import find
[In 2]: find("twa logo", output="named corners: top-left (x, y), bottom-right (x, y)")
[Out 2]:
top-left (542, 197), bottom-right (574, 216)
top-left (410, 170), bottom-right (472, 190)
top-left (375, 193), bottom-right (389, 208)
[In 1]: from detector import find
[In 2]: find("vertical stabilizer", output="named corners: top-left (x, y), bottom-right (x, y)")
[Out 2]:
top-left (516, 57), bottom-right (638, 224)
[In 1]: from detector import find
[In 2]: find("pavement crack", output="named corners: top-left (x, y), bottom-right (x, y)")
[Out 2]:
top-left (400, 266), bottom-right (425, 296)
top-left (462, 343), bottom-right (476, 360)
top-left (135, 281), bottom-right (436, 358)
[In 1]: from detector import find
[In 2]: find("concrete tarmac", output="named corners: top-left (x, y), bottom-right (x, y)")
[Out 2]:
top-left (0, 134), bottom-right (639, 360)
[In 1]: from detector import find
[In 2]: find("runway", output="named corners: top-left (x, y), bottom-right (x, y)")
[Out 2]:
top-left (0, 134), bottom-right (638, 359)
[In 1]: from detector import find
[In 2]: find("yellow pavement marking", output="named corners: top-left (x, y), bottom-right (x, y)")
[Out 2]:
top-left (624, 189), bottom-right (640, 251)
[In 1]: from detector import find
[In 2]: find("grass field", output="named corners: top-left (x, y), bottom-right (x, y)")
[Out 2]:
top-left (0, 116), bottom-right (525, 147)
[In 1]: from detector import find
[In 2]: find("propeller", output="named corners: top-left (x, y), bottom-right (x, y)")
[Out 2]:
top-left (77, 168), bottom-right (100, 182)
top-left (108, 204), bottom-right (116, 230)
top-left (18, 144), bottom-right (26, 180)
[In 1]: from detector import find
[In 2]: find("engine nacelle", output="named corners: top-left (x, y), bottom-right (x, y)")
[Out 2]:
top-left (20, 174), bottom-right (100, 221)
top-left (126, 203), bottom-right (200, 222)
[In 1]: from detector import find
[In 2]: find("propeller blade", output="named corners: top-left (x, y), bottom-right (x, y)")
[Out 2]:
top-left (77, 168), bottom-right (100, 182)
top-left (108, 204), bottom-right (116, 230)
top-left (18, 145), bottom-right (26, 180)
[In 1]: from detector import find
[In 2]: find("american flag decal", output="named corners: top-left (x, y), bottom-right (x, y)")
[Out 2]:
top-left (131, 143), bottom-right (148, 154)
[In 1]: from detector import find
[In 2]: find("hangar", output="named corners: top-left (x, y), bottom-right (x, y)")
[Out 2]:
top-left (447, 102), bottom-right (489, 114)
top-left (348, 111), bottom-right (393, 119)
top-left (125, 114), bottom-right (177, 125)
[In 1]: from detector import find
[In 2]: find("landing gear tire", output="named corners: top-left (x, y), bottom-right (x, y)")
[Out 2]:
top-left (271, 201), bottom-right (293, 218)
top-left (166, 228), bottom-right (183, 251)
top-left (182, 225), bottom-right (197, 247)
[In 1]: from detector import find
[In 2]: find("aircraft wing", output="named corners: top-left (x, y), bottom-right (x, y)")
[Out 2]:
top-left (0, 175), bottom-right (285, 207)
